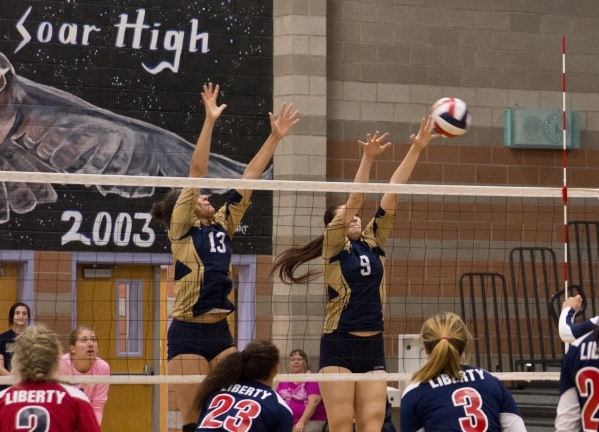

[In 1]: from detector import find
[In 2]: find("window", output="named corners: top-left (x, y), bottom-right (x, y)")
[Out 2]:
top-left (116, 281), bottom-right (143, 356)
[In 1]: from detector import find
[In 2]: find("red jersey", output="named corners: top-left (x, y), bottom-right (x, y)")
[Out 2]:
top-left (0, 380), bottom-right (101, 432)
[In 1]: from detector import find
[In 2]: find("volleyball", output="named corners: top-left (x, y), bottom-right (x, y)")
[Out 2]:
top-left (431, 97), bottom-right (471, 138)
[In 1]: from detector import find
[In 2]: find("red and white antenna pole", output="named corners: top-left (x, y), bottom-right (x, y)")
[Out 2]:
top-left (562, 35), bottom-right (569, 298)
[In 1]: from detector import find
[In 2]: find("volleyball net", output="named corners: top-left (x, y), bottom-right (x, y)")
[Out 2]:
top-left (0, 171), bottom-right (597, 390)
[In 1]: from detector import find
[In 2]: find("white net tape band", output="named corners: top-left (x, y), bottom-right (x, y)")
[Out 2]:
top-left (0, 372), bottom-right (560, 386)
top-left (0, 171), bottom-right (597, 198)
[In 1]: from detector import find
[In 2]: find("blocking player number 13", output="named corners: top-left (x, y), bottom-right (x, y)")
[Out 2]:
top-left (451, 387), bottom-right (489, 432)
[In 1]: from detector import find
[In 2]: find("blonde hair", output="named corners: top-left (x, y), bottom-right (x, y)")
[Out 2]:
top-left (11, 323), bottom-right (61, 382)
top-left (411, 312), bottom-right (471, 383)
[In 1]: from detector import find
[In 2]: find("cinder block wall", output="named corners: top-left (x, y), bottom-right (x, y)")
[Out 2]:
top-left (327, 0), bottom-right (599, 147)
top-left (320, 0), bottom-right (599, 372)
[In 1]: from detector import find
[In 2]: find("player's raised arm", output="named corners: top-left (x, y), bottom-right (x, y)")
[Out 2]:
top-left (559, 295), bottom-right (598, 342)
top-left (236, 102), bottom-right (299, 200)
top-left (380, 115), bottom-right (439, 214)
top-left (189, 83), bottom-right (227, 179)
top-left (335, 131), bottom-right (391, 228)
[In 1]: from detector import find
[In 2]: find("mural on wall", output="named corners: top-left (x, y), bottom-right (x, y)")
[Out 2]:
top-left (0, 0), bottom-right (274, 254)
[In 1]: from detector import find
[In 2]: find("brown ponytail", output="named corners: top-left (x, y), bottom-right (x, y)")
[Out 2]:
top-left (193, 340), bottom-right (280, 411)
top-left (150, 189), bottom-right (181, 227)
top-left (272, 202), bottom-right (344, 285)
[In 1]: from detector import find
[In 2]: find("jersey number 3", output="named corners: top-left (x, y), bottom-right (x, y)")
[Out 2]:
top-left (451, 387), bottom-right (489, 432)
top-left (199, 394), bottom-right (261, 432)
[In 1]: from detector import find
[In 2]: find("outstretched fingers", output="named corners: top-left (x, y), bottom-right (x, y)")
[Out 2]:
top-left (423, 115), bottom-right (441, 138)
top-left (279, 102), bottom-right (299, 122)
top-left (201, 82), bottom-right (227, 120)
top-left (270, 102), bottom-right (300, 138)
top-left (201, 82), bottom-right (219, 101)
top-left (412, 116), bottom-right (440, 148)
top-left (358, 131), bottom-right (392, 158)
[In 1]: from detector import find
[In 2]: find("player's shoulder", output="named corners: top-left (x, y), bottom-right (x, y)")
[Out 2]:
top-left (462, 365), bottom-right (495, 379)
top-left (0, 386), bottom-right (9, 399)
top-left (401, 381), bottom-right (425, 400)
top-left (0, 329), bottom-right (15, 340)
top-left (55, 382), bottom-right (92, 402)
top-left (3, 380), bottom-right (90, 402)
top-left (245, 381), bottom-right (292, 415)
top-left (570, 330), bottom-right (596, 348)
top-left (93, 356), bottom-right (111, 371)
top-left (274, 391), bottom-right (293, 415)
top-left (460, 366), bottom-right (506, 392)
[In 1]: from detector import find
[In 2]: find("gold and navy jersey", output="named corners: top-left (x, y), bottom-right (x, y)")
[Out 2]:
top-left (322, 207), bottom-right (394, 333)
top-left (169, 188), bottom-right (250, 320)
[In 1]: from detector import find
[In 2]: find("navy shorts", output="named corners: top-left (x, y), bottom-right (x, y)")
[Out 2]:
top-left (167, 318), bottom-right (234, 361)
top-left (319, 332), bottom-right (386, 373)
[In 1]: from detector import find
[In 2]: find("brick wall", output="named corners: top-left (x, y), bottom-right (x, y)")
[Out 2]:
top-left (324, 138), bottom-right (599, 370)
top-left (33, 251), bottom-right (73, 348)
top-left (314, 0), bottom-right (599, 371)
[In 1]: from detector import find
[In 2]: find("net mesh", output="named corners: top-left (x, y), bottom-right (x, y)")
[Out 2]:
top-left (0, 173), bottom-right (596, 428)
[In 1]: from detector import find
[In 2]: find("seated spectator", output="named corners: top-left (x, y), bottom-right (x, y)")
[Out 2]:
top-left (276, 349), bottom-right (327, 432)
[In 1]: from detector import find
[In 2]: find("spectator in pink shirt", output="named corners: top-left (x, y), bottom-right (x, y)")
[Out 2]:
top-left (58, 326), bottom-right (110, 426)
top-left (276, 349), bottom-right (327, 432)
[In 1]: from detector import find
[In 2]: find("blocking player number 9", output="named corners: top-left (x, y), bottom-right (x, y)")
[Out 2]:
top-left (16, 406), bottom-right (50, 432)
top-left (451, 387), bottom-right (489, 432)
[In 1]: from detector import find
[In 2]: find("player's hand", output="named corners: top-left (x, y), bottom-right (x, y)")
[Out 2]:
top-left (562, 294), bottom-right (582, 312)
top-left (201, 82), bottom-right (227, 122)
top-left (411, 115), bottom-right (440, 150)
top-left (270, 102), bottom-right (299, 140)
top-left (359, 131), bottom-right (391, 159)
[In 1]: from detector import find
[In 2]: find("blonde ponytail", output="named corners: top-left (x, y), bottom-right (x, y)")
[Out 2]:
top-left (411, 312), bottom-right (471, 383)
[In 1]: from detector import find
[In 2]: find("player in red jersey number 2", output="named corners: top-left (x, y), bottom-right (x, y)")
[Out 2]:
top-left (0, 323), bottom-right (101, 432)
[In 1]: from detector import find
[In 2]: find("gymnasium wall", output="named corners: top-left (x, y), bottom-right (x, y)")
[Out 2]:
top-left (270, 0), bottom-right (599, 372)
top-left (321, 0), bottom-right (599, 372)
top-left (0, 0), bottom-right (274, 254)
